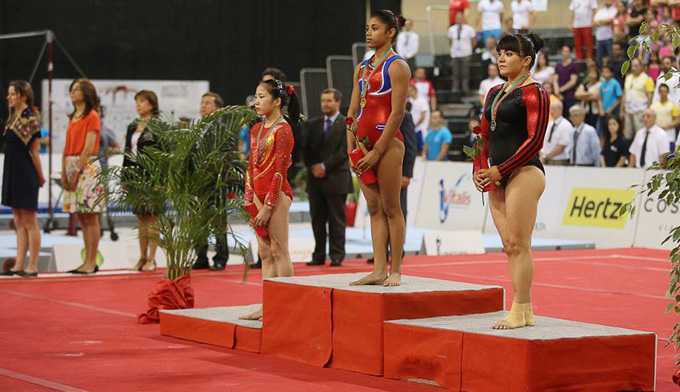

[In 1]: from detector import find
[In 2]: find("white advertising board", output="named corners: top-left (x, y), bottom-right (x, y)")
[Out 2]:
top-left (633, 170), bottom-right (680, 250)
top-left (41, 79), bottom-right (209, 153)
top-left (421, 230), bottom-right (485, 255)
top-left (414, 162), bottom-right (487, 231)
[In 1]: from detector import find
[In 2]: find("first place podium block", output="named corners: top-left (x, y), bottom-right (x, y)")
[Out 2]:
top-left (262, 273), bottom-right (504, 375)
top-left (384, 312), bottom-right (656, 392)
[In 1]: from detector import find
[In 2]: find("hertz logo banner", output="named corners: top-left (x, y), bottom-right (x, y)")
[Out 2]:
top-left (562, 187), bottom-right (635, 229)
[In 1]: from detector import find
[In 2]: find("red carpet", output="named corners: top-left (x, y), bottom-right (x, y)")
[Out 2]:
top-left (0, 247), bottom-right (675, 391)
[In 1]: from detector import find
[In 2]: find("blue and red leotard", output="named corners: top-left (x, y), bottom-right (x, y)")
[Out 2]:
top-left (356, 55), bottom-right (405, 149)
top-left (481, 82), bottom-right (550, 185)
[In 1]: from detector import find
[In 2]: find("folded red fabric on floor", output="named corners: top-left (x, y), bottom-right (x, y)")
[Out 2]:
top-left (138, 275), bottom-right (195, 324)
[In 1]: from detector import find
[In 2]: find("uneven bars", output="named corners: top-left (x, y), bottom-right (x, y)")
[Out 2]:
top-left (0, 30), bottom-right (51, 40)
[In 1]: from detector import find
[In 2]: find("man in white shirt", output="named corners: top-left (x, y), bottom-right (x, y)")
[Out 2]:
top-left (477, 0), bottom-right (504, 42)
top-left (511, 0), bottom-right (536, 34)
top-left (396, 19), bottom-right (419, 72)
top-left (569, 0), bottom-right (598, 60)
top-left (568, 105), bottom-right (602, 166)
top-left (629, 109), bottom-right (671, 168)
top-left (408, 85), bottom-right (431, 143)
top-left (592, 0), bottom-right (617, 67)
top-left (479, 63), bottom-right (504, 105)
top-left (541, 101), bottom-right (574, 165)
top-left (448, 12), bottom-right (476, 94)
top-left (652, 56), bottom-right (680, 105)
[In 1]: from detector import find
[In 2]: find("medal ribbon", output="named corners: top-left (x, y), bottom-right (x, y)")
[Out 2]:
top-left (490, 73), bottom-right (530, 125)
top-left (257, 116), bottom-right (284, 163)
top-left (360, 48), bottom-right (395, 104)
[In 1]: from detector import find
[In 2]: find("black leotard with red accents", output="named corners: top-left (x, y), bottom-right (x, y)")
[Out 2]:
top-left (481, 82), bottom-right (550, 186)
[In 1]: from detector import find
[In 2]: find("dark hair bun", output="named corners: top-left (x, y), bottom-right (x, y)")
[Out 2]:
top-left (527, 32), bottom-right (545, 53)
top-left (397, 15), bottom-right (406, 28)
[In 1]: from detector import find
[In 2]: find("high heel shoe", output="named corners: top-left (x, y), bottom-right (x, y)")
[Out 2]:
top-left (14, 271), bottom-right (38, 278)
top-left (141, 260), bottom-right (156, 272)
top-left (69, 265), bottom-right (99, 275)
top-left (132, 258), bottom-right (146, 271)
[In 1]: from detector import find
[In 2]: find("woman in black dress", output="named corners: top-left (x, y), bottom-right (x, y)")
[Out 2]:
top-left (474, 33), bottom-right (550, 329)
top-left (123, 90), bottom-right (160, 272)
top-left (600, 116), bottom-right (629, 167)
top-left (2, 80), bottom-right (45, 277)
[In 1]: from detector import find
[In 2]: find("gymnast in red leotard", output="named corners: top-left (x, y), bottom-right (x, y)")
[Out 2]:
top-left (347, 10), bottom-right (410, 287)
top-left (241, 78), bottom-right (300, 321)
top-left (474, 33), bottom-right (550, 330)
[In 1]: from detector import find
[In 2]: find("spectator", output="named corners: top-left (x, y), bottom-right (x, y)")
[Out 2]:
top-left (569, 0), bottom-right (598, 60)
top-left (477, 0), bottom-right (504, 42)
top-left (623, 58), bottom-right (654, 139)
top-left (449, 0), bottom-right (470, 26)
top-left (1, 80), bottom-right (45, 277)
top-left (660, 36), bottom-right (675, 59)
top-left (304, 89), bottom-right (353, 267)
top-left (627, 0), bottom-right (647, 42)
top-left (543, 81), bottom-right (562, 122)
top-left (448, 12), bottom-right (476, 94)
top-left (479, 63), bottom-right (504, 106)
top-left (423, 110), bottom-right (453, 161)
top-left (408, 85), bottom-right (430, 148)
top-left (481, 36), bottom-right (500, 77)
top-left (410, 67), bottom-right (437, 110)
top-left (670, 0), bottom-right (680, 25)
top-left (261, 67), bottom-right (287, 83)
top-left (533, 51), bottom-right (555, 84)
top-left (239, 95), bottom-right (256, 161)
top-left (554, 45), bottom-right (580, 117)
top-left (600, 115), bottom-right (630, 167)
top-left (653, 56), bottom-right (680, 104)
top-left (541, 100), bottom-right (573, 166)
top-left (35, 110), bottom-right (49, 154)
top-left (568, 105), bottom-right (602, 166)
top-left (598, 64), bottom-right (623, 134)
top-left (62, 79), bottom-right (106, 274)
top-left (400, 111), bottom-right (417, 225)
top-left (593, 0), bottom-right (617, 67)
top-left (650, 84), bottom-right (680, 144)
top-left (123, 90), bottom-right (161, 273)
top-left (575, 68), bottom-right (601, 129)
top-left (396, 19), bottom-right (419, 71)
top-left (500, 17), bottom-right (514, 39)
top-left (646, 50), bottom-right (662, 81)
top-left (609, 42), bottom-right (627, 86)
top-left (613, 1), bottom-right (629, 42)
top-left (97, 105), bottom-right (120, 170)
top-left (511, 0), bottom-right (536, 34)
top-left (629, 109), bottom-right (671, 168)
top-left (193, 92), bottom-right (230, 271)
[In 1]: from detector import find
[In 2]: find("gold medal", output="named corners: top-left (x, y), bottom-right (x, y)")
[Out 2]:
top-left (360, 98), bottom-right (367, 108)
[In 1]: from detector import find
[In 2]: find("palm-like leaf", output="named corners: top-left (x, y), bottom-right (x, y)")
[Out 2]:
top-left (102, 106), bottom-right (257, 280)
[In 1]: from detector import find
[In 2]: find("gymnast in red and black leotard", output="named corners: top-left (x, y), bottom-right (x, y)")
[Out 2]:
top-left (474, 33), bottom-right (549, 330)
top-left (347, 10), bottom-right (410, 287)
top-left (482, 81), bottom-right (549, 187)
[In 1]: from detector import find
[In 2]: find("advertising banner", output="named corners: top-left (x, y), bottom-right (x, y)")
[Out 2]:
top-left (633, 170), bottom-right (679, 250)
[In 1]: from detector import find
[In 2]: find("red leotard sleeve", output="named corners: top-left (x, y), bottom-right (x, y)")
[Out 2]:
top-left (496, 84), bottom-right (549, 177)
top-left (263, 124), bottom-right (293, 208)
top-left (244, 129), bottom-right (255, 204)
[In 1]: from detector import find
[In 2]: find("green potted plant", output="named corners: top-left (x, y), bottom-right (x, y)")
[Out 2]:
top-left (621, 22), bottom-right (680, 383)
top-left (102, 105), bottom-right (257, 323)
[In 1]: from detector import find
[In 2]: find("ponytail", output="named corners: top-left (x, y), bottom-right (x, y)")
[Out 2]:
top-left (259, 79), bottom-right (300, 126)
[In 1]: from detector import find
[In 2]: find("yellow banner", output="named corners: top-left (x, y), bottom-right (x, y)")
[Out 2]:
top-left (562, 187), bottom-right (635, 229)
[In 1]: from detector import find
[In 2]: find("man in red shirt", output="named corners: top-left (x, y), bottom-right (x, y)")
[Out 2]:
top-left (449, 0), bottom-right (470, 26)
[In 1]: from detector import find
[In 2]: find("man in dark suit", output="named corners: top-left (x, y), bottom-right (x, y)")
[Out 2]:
top-left (304, 89), bottom-right (354, 266)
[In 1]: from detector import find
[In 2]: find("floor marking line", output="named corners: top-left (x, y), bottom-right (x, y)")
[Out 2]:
top-left (0, 368), bottom-right (92, 392)
top-left (0, 289), bottom-right (137, 318)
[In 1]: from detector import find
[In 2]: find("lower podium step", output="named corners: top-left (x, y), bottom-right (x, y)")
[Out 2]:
top-left (160, 304), bottom-right (262, 353)
top-left (384, 312), bottom-right (656, 392)
top-left (262, 273), bottom-right (504, 375)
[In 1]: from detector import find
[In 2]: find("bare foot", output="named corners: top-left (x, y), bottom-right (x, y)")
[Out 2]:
top-left (382, 273), bottom-right (401, 286)
top-left (492, 319), bottom-right (526, 330)
top-left (350, 271), bottom-right (387, 285)
top-left (239, 307), bottom-right (262, 321)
